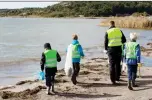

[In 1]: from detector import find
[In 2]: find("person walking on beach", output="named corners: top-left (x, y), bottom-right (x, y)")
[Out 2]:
top-left (40, 43), bottom-right (61, 95)
top-left (123, 33), bottom-right (141, 90)
top-left (68, 34), bottom-right (84, 85)
top-left (104, 21), bottom-right (126, 84)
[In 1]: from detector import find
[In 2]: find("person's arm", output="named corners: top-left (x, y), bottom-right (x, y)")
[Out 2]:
top-left (121, 44), bottom-right (125, 57)
top-left (40, 52), bottom-right (45, 71)
top-left (57, 52), bottom-right (61, 62)
top-left (123, 44), bottom-right (127, 62)
top-left (78, 45), bottom-right (84, 57)
top-left (121, 31), bottom-right (126, 44)
top-left (136, 44), bottom-right (141, 63)
top-left (104, 32), bottom-right (108, 50)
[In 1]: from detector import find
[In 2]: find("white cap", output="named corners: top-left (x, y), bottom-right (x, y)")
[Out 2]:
top-left (130, 32), bottom-right (137, 40)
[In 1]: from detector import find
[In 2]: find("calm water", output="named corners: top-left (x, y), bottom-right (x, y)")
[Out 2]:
top-left (0, 18), bottom-right (152, 86)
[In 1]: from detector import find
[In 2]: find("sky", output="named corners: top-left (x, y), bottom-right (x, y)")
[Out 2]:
top-left (0, 2), bottom-right (59, 9)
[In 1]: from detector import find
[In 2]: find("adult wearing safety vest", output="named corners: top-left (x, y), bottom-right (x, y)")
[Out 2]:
top-left (104, 21), bottom-right (126, 85)
top-left (40, 43), bottom-right (61, 95)
top-left (123, 33), bottom-right (141, 90)
top-left (67, 34), bottom-right (84, 85)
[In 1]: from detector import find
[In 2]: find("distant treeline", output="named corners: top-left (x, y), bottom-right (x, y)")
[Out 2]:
top-left (1, 1), bottom-right (152, 17)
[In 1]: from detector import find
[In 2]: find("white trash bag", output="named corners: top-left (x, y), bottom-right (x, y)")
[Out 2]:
top-left (64, 44), bottom-right (73, 77)
top-left (103, 50), bottom-right (109, 64)
top-left (122, 62), bottom-right (127, 73)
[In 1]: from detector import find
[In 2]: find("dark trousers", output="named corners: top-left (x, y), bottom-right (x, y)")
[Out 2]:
top-left (127, 65), bottom-right (137, 81)
top-left (108, 52), bottom-right (121, 83)
top-left (71, 62), bottom-right (80, 84)
top-left (45, 67), bottom-right (57, 87)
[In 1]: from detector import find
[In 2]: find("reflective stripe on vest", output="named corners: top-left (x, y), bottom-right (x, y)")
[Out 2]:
top-left (44, 49), bottom-right (57, 68)
top-left (125, 42), bottom-right (138, 59)
top-left (72, 44), bottom-right (81, 58)
top-left (107, 28), bottom-right (122, 47)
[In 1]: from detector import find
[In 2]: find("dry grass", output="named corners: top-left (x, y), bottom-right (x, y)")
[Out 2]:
top-left (100, 16), bottom-right (152, 29)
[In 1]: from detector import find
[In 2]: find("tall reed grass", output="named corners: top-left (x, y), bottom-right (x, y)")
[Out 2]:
top-left (100, 16), bottom-right (152, 29)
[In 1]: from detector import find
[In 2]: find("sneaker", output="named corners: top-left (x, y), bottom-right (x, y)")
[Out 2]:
top-left (128, 81), bottom-right (133, 90)
top-left (72, 80), bottom-right (77, 85)
top-left (47, 92), bottom-right (51, 95)
top-left (46, 90), bottom-right (51, 95)
top-left (128, 85), bottom-right (133, 90)
top-left (132, 84), bottom-right (138, 87)
top-left (132, 80), bottom-right (138, 87)
top-left (71, 79), bottom-right (77, 85)
top-left (46, 87), bottom-right (51, 95)
top-left (112, 81), bottom-right (116, 85)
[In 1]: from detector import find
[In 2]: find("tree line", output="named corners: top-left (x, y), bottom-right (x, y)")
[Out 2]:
top-left (0, 1), bottom-right (152, 17)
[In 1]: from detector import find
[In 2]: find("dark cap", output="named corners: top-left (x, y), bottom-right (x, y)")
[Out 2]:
top-left (44, 43), bottom-right (51, 49)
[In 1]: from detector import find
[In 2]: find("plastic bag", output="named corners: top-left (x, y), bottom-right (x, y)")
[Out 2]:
top-left (122, 62), bottom-right (127, 73)
top-left (103, 50), bottom-right (109, 64)
top-left (39, 71), bottom-right (45, 80)
top-left (64, 44), bottom-right (73, 77)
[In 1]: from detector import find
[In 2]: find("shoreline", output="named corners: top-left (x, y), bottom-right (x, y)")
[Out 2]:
top-left (0, 43), bottom-right (152, 87)
top-left (0, 57), bottom-right (152, 100)
top-left (0, 16), bottom-right (106, 19)
top-left (0, 43), bottom-right (152, 68)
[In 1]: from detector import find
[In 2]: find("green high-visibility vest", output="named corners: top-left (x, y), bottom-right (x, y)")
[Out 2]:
top-left (44, 49), bottom-right (57, 68)
top-left (107, 28), bottom-right (122, 47)
top-left (72, 44), bottom-right (81, 58)
top-left (125, 42), bottom-right (138, 59)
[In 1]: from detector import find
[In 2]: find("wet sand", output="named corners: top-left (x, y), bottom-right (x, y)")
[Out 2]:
top-left (141, 43), bottom-right (152, 57)
top-left (0, 57), bottom-right (152, 100)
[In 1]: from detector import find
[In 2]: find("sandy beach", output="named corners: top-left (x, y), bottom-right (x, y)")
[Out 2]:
top-left (0, 54), bottom-right (152, 100)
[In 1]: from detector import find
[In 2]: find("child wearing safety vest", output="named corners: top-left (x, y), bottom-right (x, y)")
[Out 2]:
top-left (123, 33), bottom-right (141, 90)
top-left (67, 34), bottom-right (84, 85)
top-left (40, 43), bottom-right (61, 95)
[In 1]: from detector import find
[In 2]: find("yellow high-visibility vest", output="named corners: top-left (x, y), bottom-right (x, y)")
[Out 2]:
top-left (107, 28), bottom-right (122, 47)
